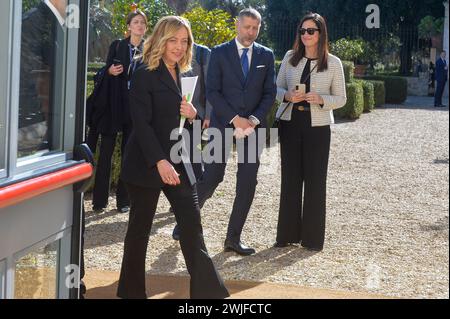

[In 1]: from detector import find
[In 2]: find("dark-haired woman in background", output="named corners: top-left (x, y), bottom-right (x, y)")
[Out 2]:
top-left (274, 13), bottom-right (346, 251)
top-left (87, 10), bottom-right (148, 213)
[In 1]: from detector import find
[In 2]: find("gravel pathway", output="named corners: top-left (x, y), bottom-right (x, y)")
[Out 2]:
top-left (84, 96), bottom-right (449, 299)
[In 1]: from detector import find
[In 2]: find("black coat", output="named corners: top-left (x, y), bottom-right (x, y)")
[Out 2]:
top-left (92, 37), bottom-right (143, 135)
top-left (121, 60), bottom-right (195, 188)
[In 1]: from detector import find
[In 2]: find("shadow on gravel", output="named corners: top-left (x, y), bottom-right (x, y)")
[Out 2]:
top-left (83, 209), bottom-right (176, 249)
top-left (210, 246), bottom-right (319, 282)
top-left (434, 158), bottom-right (449, 164)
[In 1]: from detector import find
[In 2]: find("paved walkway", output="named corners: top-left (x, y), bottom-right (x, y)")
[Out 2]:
top-left (85, 270), bottom-right (391, 299)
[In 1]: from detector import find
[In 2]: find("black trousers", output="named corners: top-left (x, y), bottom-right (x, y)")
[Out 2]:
top-left (86, 126), bottom-right (131, 209)
top-left (277, 110), bottom-right (331, 249)
top-left (434, 79), bottom-right (447, 106)
top-left (117, 180), bottom-right (229, 299)
top-left (197, 127), bottom-right (264, 243)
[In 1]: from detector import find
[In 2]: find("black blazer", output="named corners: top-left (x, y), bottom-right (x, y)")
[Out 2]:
top-left (121, 60), bottom-right (194, 188)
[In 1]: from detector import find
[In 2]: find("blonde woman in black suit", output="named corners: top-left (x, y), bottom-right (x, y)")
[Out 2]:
top-left (117, 16), bottom-right (229, 299)
top-left (274, 13), bottom-right (347, 251)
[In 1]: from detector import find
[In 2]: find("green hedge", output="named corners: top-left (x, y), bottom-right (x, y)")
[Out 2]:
top-left (85, 129), bottom-right (123, 191)
top-left (367, 80), bottom-right (385, 107)
top-left (363, 75), bottom-right (407, 104)
top-left (356, 80), bottom-right (375, 112)
top-left (275, 60), bottom-right (282, 74)
top-left (335, 82), bottom-right (364, 119)
top-left (342, 61), bottom-right (355, 83)
top-left (88, 62), bottom-right (105, 73)
top-left (87, 80), bottom-right (94, 96)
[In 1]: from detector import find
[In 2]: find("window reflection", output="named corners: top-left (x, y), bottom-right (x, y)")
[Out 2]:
top-left (18, 0), bottom-right (68, 158)
top-left (14, 241), bottom-right (59, 299)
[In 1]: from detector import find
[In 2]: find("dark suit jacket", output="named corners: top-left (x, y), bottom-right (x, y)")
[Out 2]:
top-left (206, 40), bottom-right (276, 128)
top-left (435, 58), bottom-right (448, 83)
top-left (121, 60), bottom-right (195, 188)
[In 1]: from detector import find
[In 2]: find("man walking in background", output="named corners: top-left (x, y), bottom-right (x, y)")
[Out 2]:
top-left (435, 50), bottom-right (448, 107)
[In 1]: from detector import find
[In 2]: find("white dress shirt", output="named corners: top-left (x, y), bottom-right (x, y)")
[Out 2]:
top-left (235, 38), bottom-right (253, 66)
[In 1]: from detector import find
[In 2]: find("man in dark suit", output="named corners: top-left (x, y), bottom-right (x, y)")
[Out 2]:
top-left (434, 50), bottom-right (448, 107)
top-left (196, 8), bottom-right (276, 255)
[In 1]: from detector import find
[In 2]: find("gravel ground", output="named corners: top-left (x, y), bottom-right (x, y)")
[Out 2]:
top-left (84, 96), bottom-right (449, 299)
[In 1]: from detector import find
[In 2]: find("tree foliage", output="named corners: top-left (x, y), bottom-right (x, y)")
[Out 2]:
top-left (265, 0), bottom-right (446, 74)
top-left (183, 6), bottom-right (235, 48)
top-left (111, 0), bottom-right (174, 37)
top-left (23, 0), bottom-right (42, 13)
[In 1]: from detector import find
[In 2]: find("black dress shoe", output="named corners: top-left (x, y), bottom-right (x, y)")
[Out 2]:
top-left (172, 224), bottom-right (180, 241)
top-left (224, 240), bottom-right (255, 256)
top-left (273, 241), bottom-right (289, 248)
top-left (118, 206), bottom-right (130, 213)
top-left (93, 206), bottom-right (105, 214)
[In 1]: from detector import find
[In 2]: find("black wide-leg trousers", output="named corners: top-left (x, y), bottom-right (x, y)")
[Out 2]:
top-left (277, 110), bottom-right (331, 249)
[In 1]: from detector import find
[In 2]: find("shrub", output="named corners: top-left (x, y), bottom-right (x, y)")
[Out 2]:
top-left (330, 38), bottom-right (364, 63)
top-left (364, 75), bottom-right (407, 104)
top-left (84, 130), bottom-right (123, 192)
top-left (367, 80), bottom-right (385, 107)
top-left (183, 7), bottom-right (236, 48)
top-left (275, 60), bottom-right (282, 74)
top-left (86, 80), bottom-right (95, 97)
top-left (356, 80), bottom-right (375, 112)
top-left (88, 62), bottom-right (105, 73)
top-left (266, 100), bottom-right (280, 129)
top-left (335, 82), bottom-right (364, 119)
top-left (341, 61), bottom-right (355, 83)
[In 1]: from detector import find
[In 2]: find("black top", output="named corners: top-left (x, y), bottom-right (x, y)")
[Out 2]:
top-left (294, 57), bottom-right (317, 108)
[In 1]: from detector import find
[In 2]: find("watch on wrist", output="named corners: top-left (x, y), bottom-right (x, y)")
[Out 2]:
top-left (249, 116), bottom-right (260, 126)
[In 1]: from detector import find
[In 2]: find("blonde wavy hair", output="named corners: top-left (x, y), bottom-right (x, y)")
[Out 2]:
top-left (142, 16), bottom-right (193, 73)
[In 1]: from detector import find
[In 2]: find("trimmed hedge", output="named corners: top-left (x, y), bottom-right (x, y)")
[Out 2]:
top-left (356, 80), bottom-right (375, 112)
top-left (266, 100), bottom-right (280, 129)
top-left (367, 80), bottom-right (385, 107)
top-left (88, 62), bottom-right (105, 73)
top-left (341, 61), bottom-right (355, 83)
top-left (335, 82), bottom-right (364, 119)
top-left (363, 75), bottom-right (407, 104)
top-left (275, 60), bottom-right (282, 74)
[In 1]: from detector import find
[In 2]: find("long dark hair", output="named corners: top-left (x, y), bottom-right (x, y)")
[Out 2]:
top-left (290, 13), bottom-right (329, 72)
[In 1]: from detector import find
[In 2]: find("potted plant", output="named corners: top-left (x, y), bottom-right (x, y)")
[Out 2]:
top-left (330, 38), bottom-right (373, 76)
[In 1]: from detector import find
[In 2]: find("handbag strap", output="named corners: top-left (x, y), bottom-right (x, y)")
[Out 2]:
top-left (277, 62), bottom-right (318, 120)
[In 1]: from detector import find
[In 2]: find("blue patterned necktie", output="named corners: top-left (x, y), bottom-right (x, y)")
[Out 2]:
top-left (241, 48), bottom-right (249, 79)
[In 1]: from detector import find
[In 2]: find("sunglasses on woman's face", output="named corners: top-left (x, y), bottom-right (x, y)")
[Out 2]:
top-left (299, 28), bottom-right (320, 35)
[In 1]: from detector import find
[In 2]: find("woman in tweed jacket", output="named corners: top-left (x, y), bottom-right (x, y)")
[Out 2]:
top-left (274, 13), bottom-right (346, 251)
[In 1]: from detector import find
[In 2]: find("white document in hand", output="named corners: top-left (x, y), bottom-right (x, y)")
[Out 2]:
top-left (179, 76), bottom-right (198, 134)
